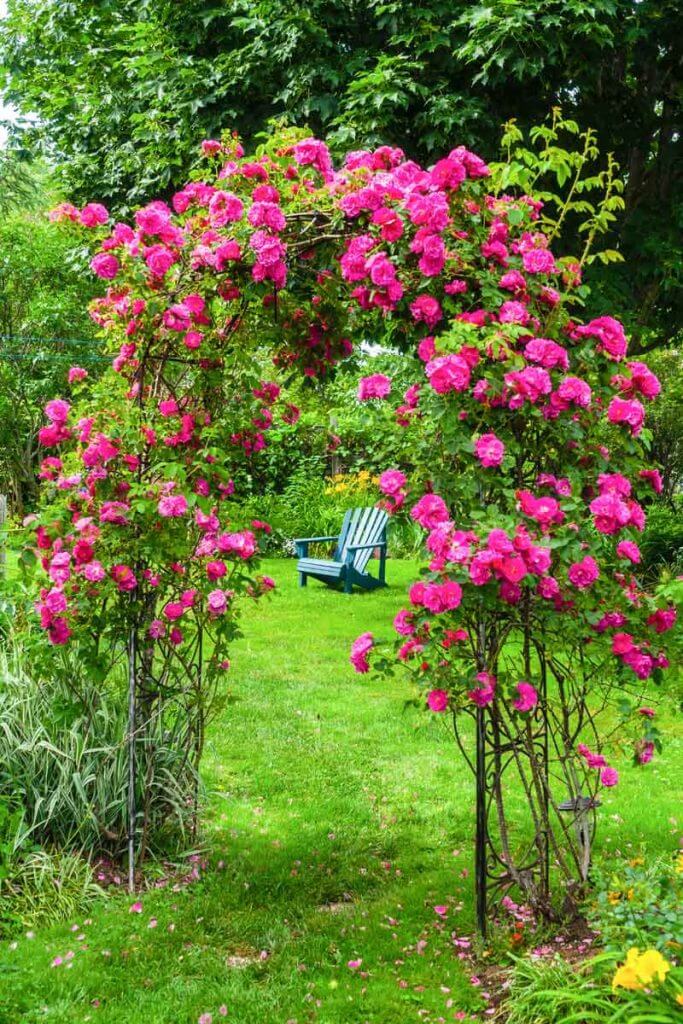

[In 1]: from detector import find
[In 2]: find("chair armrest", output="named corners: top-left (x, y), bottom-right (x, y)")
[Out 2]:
top-left (293, 535), bottom-right (339, 543)
top-left (344, 541), bottom-right (386, 563)
top-left (295, 534), bottom-right (338, 558)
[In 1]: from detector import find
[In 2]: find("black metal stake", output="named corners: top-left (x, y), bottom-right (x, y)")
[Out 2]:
top-left (127, 620), bottom-right (137, 893)
top-left (475, 705), bottom-right (488, 938)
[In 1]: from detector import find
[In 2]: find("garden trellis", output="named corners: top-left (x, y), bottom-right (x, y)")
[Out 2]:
top-left (26, 124), bottom-right (675, 923)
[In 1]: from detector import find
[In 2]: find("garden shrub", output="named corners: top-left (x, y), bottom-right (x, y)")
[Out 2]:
top-left (587, 852), bottom-right (683, 954)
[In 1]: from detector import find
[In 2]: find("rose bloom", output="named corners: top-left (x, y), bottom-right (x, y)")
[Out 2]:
top-left (358, 374), bottom-right (391, 400)
top-left (427, 689), bottom-right (448, 712)
top-left (426, 354), bottom-right (471, 394)
top-left (350, 631), bottom-right (374, 673)
top-left (411, 493), bottom-right (449, 529)
top-left (207, 589), bottom-right (228, 616)
top-left (600, 766), bottom-right (619, 787)
top-left (158, 494), bottom-right (188, 518)
top-left (379, 469), bottom-right (406, 495)
top-left (512, 682), bottom-right (538, 713)
top-left (90, 253), bottom-right (120, 279)
top-left (567, 555), bottom-right (599, 590)
top-left (475, 433), bottom-right (505, 468)
top-left (468, 672), bottom-right (496, 708)
top-left (616, 540), bottom-right (641, 563)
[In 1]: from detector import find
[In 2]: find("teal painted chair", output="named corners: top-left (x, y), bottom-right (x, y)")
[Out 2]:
top-left (295, 506), bottom-right (389, 593)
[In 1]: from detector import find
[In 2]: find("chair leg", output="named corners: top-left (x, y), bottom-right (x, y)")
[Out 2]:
top-left (379, 548), bottom-right (386, 585)
top-left (343, 571), bottom-right (353, 594)
top-left (299, 572), bottom-right (307, 588)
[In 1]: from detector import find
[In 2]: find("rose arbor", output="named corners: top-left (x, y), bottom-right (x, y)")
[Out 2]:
top-left (33, 129), bottom-right (675, 915)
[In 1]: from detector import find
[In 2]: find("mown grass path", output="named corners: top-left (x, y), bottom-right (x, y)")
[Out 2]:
top-left (1, 558), bottom-right (680, 1023)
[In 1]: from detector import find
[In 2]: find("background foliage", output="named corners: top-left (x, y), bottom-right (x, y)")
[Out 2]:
top-left (1, 0), bottom-right (681, 345)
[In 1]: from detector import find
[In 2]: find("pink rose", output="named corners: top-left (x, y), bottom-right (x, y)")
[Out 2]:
top-left (90, 253), bottom-right (120, 279)
top-left (426, 354), bottom-right (471, 395)
top-left (468, 672), bottom-right (496, 708)
top-left (111, 564), bottom-right (137, 592)
top-left (607, 396), bottom-right (645, 436)
top-left (475, 433), bottom-right (505, 468)
top-left (79, 203), bottom-right (109, 227)
top-left (158, 494), bottom-right (188, 518)
top-left (576, 316), bottom-right (627, 361)
top-left (379, 469), bottom-right (407, 496)
top-left (411, 493), bottom-right (449, 530)
top-left (427, 689), bottom-right (448, 712)
top-left (522, 248), bottom-right (556, 275)
top-left (410, 295), bottom-right (442, 328)
top-left (350, 632), bottom-right (374, 673)
top-left (616, 540), bottom-right (640, 563)
top-left (45, 399), bottom-right (70, 423)
top-left (512, 682), bottom-right (538, 713)
top-left (207, 589), bottom-right (228, 616)
top-left (358, 374), bottom-right (391, 400)
top-left (567, 556), bottom-right (599, 590)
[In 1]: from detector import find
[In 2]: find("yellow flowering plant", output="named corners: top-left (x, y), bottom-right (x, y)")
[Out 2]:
top-left (612, 947), bottom-right (671, 991)
top-left (587, 852), bottom-right (683, 954)
top-left (609, 947), bottom-right (683, 1020)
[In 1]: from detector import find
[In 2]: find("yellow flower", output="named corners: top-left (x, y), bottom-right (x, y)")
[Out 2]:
top-left (613, 948), bottom-right (672, 991)
top-left (634, 948), bottom-right (671, 985)
top-left (629, 856), bottom-right (645, 867)
top-left (608, 891), bottom-right (622, 905)
top-left (676, 993), bottom-right (683, 1006)
top-left (612, 951), bottom-right (642, 992)
top-left (626, 888), bottom-right (634, 901)
top-left (675, 852), bottom-right (683, 874)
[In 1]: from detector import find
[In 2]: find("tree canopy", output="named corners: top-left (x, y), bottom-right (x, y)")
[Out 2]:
top-left (0, 0), bottom-right (681, 344)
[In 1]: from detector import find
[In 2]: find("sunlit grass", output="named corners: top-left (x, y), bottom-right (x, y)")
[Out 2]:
top-left (0, 557), bottom-right (680, 1023)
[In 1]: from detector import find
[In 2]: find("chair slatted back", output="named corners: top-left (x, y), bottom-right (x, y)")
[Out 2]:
top-left (336, 506), bottom-right (388, 573)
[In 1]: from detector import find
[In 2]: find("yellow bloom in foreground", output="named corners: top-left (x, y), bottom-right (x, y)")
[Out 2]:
top-left (676, 994), bottom-right (683, 1006)
top-left (612, 964), bottom-right (641, 991)
top-left (608, 890), bottom-right (621, 905)
top-left (676, 852), bottom-right (683, 874)
top-left (612, 948), bottom-right (672, 991)
top-left (635, 948), bottom-right (671, 985)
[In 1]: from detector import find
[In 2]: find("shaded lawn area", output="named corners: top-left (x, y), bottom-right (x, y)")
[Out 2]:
top-left (1, 557), bottom-right (681, 1024)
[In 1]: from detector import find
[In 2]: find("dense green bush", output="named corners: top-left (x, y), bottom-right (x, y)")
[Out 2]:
top-left (639, 500), bottom-right (683, 581)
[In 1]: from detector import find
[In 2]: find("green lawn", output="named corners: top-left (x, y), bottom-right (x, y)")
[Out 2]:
top-left (1, 558), bottom-right (681, 1024)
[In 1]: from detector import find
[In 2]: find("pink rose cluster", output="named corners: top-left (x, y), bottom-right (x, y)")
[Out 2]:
top-left (32, 375), bottom-right (268, 646)
top-left (577, 744), bottom-right (619, 788)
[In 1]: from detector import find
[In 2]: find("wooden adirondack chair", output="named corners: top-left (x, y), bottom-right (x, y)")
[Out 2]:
top-left (295, 507), bottom-right (389, 593)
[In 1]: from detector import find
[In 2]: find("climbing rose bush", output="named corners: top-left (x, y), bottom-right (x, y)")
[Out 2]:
top-left (33, 128), bottom-right (677, 897)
